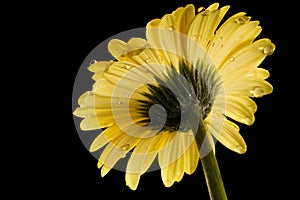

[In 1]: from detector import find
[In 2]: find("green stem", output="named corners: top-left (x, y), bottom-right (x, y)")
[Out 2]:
top-left (195, 118), bottom-right (228, 200)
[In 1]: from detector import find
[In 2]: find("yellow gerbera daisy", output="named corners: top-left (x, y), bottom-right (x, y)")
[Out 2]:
top-left (73, 2), bottom-right (274, 192)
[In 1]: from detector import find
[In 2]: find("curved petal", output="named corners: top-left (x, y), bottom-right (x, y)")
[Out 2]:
top-left (208, 13), bottom-right (263, 68)
top-left (99, 134), bottom-right (141, 177)
top-left (159, 131), bottom-right (199, 187)
top-left (206, 112), bottom-right (247, 154)
top-left (220, 39), bottom-right (275, 82)
top-left (224, 95), bottom-right (257, 125)
top-left (108, 38), bottom-right (148, 60)
top-left (125, 135), bottom-right (162, 190)
top-left (188, 4), bottom-right (229, 49)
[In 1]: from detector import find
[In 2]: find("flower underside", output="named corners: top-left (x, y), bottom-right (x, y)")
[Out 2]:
top-left (136, 59), bottom-right (222, 133)
top-left (73, 2), bottom-right (275, 191)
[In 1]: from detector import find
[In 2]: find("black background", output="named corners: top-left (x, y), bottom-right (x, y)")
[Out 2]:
top-left (13, 0), bottom-right (297, 199)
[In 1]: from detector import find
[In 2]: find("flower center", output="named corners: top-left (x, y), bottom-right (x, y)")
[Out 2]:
top-left (137, 60), bottom-right (221, 133)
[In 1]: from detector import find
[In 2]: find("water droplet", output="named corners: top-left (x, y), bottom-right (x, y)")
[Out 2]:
top-left (262, 44), bottom-right (275, 55)
top-left (168, 26), bottom-right (175, 31)
top-left (121, 153), bottom-right (126, 158)
top-left (241, 117), bottom-right (252, 125)
top-left (145, 58), bottom-right (151, 63)
top-left (157, 54), bottom-right (163, 61)
top-left (125, 65), bottom-right (132, 69)
top-left (202, 10), bottom-right (209, 16)
top-left (188, 93), bottom-right (192, 97)
top-left (250, 87), bottom-right (265, 97)
top-left (86, 114), bottom-right (92, 118)
top-left (121, 144), bottom-right (130, 151)
top-left (218, 36), bottom-right (223, 41)
top-left (90, 60), bottom-right (97, 65)
top-left (246, 72), bottom-right (255, 77)
top-left (117, 100), bottom-right (123, 105)
top-left (82, 121), bottom-right (90, 128)
top-left (135, 169), bottom-right (140, 173)
top-left (211, 42), bottom-right (216, 47)
top-left (229, 57), bottom-right (236, 63)
top-left (192, 34), bottom-right (198, 41)
top-left (235, 17), bottom-right (247, 25)
top-left (234, 145), bottom-right (245, 153)
top-left (225, 68), bottom-right (232, 73)
top-left (220, 44), bottom-right (224, 48)
top-left (234, 36), bottom-right (243, 42)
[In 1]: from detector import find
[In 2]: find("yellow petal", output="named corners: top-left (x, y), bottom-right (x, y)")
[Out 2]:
top-left (220, 39), bottom-right (275, 81)
top-left (226, 78), bottom-right (273, 98)
top-left (90, 133), bottom-right (109, 152)
top-left (188, 5), bottom-right (229, 48)
top-left (160, 158), bottom-right (182, 187)
top-left (160, 131), bottom-right (199, 187)
top-left (208, 14), bottom-right (262, 67)
top-left (108, 39), bottom-right (126, 59)
top-left (88, 61), bottom-right (113, 73)
top-left (125, 135), bottom-right (161, 190)
top-left (224, 95), bottom-right (257, 125)
top-left (183, 138), bottom-right (199, 174)
top-left (125, 38), bottom-right (147, 56)
top-left (158, 132), bottom-right (182, 169)
top-left (90, 125), bottom-right (125, 152)
top-left (79, 116), bottom-right (100, 131)
top-left (125, 173), bottom-right (140, 190)
top-left (126, 135), bottom-right (161, 173)
top-left (97, 133), bottom-right (124, 169)
top-left (98, 134), bottom-right (141, 175)
top-left (206, 112), bottom-right (247, 154)
top-left (173, 4), bottom-right (195, 35)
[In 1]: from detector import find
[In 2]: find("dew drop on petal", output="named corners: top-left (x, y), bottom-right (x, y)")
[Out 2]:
top-left (82, 121), bottom-right (90, 128)
top-left (86, 114), bottom-right (92, 118)
top-left (135, 169), bottom-right (140, 173)
top-left (121, 144), bottom-right (130, 151)
top-left (246, 72), bottom-right (255, 77)
top-left (145, 58), bottom-right (151, 63)
top-left (235, 17), bottom-right (247, 25)
top-left (234, 145), bottom-right (245, 153)
top-left (192, 34), bottom-right (198, 41)
top-left (90, 60), bottom-right (97, 65)
top-left (262, 44), bottom-right (275, 55)
top-left (229, 57), bottom-right (236, 63)
top-left (117, 100), bottom-right (123, 105)
top-left (202, 10), bottom-right (209, 16)
top-left (157, 54), bottom-right (163, 61)
top-left (168, 26), bottom-right (175, 31)
top-left (241, 117), bottom-right (252, 125)
top-left (121, 153), bottom-right (126, 158)
top-left (250, 87), bottom-right (265, 97)
top-left (125, 65), bottom-right (132, 70)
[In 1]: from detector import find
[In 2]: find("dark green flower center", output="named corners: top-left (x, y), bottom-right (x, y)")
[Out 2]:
top-left (137, 60), bottom-right (221, 132)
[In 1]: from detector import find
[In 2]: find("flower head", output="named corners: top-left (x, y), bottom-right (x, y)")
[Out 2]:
top-left (73, 3), bottom-right (274, 190)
